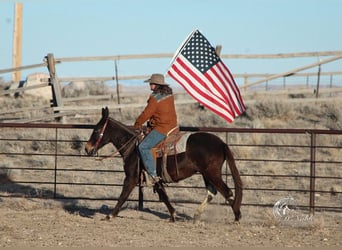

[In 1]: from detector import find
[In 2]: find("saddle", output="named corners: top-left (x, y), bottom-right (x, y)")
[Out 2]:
top-left (150, 127), bottom-right (189, 182)
top-left (152, 127), bottom-right (185, 157)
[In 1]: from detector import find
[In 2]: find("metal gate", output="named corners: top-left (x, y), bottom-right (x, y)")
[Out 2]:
top-left (0, 123), bottom-right (341, 214)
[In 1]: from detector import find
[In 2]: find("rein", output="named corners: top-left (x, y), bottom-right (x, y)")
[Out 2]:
top-left (99, 135), bottom-right (138, 161)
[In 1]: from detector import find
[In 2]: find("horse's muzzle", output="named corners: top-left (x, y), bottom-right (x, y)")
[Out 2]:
top-left (85, 142), bottom-right (97, 156)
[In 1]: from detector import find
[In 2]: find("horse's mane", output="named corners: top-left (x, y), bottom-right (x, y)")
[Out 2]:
top-left (107, 117), bottom-right (136, 136)
top-left (107, 117), bottom-right (137, 159)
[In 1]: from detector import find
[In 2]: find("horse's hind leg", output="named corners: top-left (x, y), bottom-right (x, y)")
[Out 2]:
top-left (204, 174), bottom-right (237, 219)
top-left (153, 183), bottom-right (176, 222)
top-left (193, 176), bottom-right (217, 222)
top-left (211, 176), bottom-right (234, 204)
top-left (193, 190), bottom-right (215, 222)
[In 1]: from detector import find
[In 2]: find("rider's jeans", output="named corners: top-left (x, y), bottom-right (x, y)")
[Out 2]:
top-left (138, 129), bottom-right (166, 176)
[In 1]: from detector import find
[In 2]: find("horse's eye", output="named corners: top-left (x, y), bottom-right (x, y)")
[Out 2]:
top-left (94, 129), bottom-right (101, 137)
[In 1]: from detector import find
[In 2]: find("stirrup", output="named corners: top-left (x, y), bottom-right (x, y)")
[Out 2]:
top-left (151, 175), bottom-right (161, 184)
top-left (142, 171), bottom-right (160, 187)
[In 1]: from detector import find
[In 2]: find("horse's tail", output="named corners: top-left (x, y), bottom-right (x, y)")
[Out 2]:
top-left (225, 144), bottom-right (243, 220)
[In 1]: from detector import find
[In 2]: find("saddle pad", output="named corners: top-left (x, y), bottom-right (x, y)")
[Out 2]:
top-left (154, 132), bottom-right (190, 158)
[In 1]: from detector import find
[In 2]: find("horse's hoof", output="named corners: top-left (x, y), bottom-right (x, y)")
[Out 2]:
top-left (234, 211), bottom-right (241, 222)
top-left (193, 213), bottom-right (200, 223)
top-left (169, 212), bottom-right (176, 222)
top-left (103, 214), bottom-right (112, 221)
top-left (233, 219), bottom-right (240, 224)
top-left (193, 218), bottom-right (200, 224)
top-left (227, 196), bottom-right (234, 205)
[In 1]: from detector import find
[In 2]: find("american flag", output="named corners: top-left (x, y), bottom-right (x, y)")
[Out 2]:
top-left (167, 30), bottom-right (246, 123)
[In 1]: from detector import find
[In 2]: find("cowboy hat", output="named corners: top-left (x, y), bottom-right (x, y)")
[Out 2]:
top-left (144, 73), bottom-right (169, 86)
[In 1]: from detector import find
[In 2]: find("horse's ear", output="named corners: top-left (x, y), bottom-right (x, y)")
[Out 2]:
top-left (102, 107), bottom-right (109, 119)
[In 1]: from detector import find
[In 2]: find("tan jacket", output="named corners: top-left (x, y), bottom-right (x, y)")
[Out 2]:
top-left (134, 93), bottom-right (178, 135)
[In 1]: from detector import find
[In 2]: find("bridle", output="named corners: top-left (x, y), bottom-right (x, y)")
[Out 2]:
top-left (93, 118), bottom-right (109, 152)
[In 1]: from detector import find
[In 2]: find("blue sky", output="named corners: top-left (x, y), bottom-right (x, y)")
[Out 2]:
top-left (1, 0), bottom-right (341, 86)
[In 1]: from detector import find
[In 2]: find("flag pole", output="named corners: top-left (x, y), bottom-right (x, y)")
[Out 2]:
top-left (167, 29), bottom-right (198, 71)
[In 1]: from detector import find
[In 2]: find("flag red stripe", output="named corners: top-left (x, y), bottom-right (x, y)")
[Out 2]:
top-left (218, 62), bottom-right (246, 111)
top-left (168, 68), bottom-right (234, 122)
top-left (175, 57), bottom-right (233, 111)
top-left (209, 64), bottom-right (243, 116)
top-left (205, 65), bottom-right (237, 115)
top-left (208, 63), bottom-right (245, 116)
top-left (168, 58), bottom-right (235, 122)
top-left (169, 62), bottom-right (235, 122)
top-left (169, 70), bottom-right (234, 122)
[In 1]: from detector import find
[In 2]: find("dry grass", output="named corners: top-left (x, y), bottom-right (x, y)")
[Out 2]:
top-left (1, 85), bottom-right (341, 200)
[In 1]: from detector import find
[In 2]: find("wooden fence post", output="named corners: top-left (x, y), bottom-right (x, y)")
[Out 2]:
top-left (114, 60), bottom-right (121, 114)
top-left (316, 64), bottom-right (321, 98)
top-left (243, 76), bottom-right (248, 92)
top-left (215, 45), bottom-right (222, 56)
top-left (46, 53), bottom-right (64, 122)
top-left (12, 3), bottom-right (23, 83)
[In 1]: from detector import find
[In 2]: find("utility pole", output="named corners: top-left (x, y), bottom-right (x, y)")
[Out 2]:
top-left (12, 2), bottom-right (23, 83)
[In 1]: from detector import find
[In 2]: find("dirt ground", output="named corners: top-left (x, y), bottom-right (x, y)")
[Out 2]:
top-left (0, 195), bottom-right (341, 247)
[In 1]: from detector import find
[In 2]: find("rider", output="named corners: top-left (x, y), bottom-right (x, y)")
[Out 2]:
top-left (134, 73), bottom-right (178, 182)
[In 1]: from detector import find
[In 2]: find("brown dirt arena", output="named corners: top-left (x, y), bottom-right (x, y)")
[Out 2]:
top-left (0, 194), bottom-right (341, 247)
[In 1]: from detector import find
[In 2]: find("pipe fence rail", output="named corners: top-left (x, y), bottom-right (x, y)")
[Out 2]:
top-left (0, 123), bottom-right (341, 215)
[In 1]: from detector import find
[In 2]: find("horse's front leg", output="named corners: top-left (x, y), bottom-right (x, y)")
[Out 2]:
top-left (153, 182), bottom-right (176, 222)
top-left (107, 176), bottom-right (137, 220)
